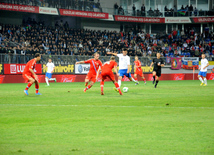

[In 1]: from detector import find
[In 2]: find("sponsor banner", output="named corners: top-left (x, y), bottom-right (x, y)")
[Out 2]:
top-left (1, 73), bottom-right (213, 83)
top-left (4, 64), bottom-right (42, 74)
top-left (59, 9), bottom-right (109, 19)
top-left (42, 64), bottom-right (74, 74)
top-left (182, 57), bottom-right (199, 70)
top-left (114, 15), bottom-right (165, 23)
top-left (173, 73), bottom-right (185, 80)
top-left (171, 57), bottom-right (182, 70)
top-left (165, 17), bottom-right (191, 23)
top-left (0, 3), bottom-right (39, 13)
top-left (0, 64), bottom-right (3, 74)
top-left (39, 7), bottom-right (58, 15)
top-left (191, 17), bottom-right (214, 23)
top-left (75, 64), bottom-right (90, 74)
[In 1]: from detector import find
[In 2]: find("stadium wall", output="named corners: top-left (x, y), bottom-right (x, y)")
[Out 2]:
top-left (0, 73), bottom-right (213, 84)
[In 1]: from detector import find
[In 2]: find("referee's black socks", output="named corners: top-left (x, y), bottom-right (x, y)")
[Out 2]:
top-left (153, 76), bottom-right (155, 81)
top-left (155, 80), bottom-right (159, 86)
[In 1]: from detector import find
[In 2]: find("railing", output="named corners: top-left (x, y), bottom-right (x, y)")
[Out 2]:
top-left (0, 1), bottom-right (213, 17)
top-left (0, 54), bottom-right (171, 66)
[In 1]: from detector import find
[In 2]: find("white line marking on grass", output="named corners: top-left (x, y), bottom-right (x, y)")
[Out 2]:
top-left (0, 104), bottom-right (214, 109)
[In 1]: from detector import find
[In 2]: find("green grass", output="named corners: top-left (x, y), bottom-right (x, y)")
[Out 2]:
top-left (0, 80), bottom-right (214, 155)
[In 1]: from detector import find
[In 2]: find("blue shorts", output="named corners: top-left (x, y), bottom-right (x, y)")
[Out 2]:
top-left (46, 73), bottom-right (52, 79)
top-left (119, 69), bottom-right (131, 78)
top-left (198, 71), bottom-right (207, 77)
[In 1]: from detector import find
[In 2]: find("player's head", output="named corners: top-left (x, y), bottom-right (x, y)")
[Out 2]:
top-left (35, 53), bottom-right (41, 61)
top-left (122, 48), bottom-right (128, 56)
top-left (135, 56), bottom-right (138, 61)
top-left (110, 56), bottom-right (115, 61)
top-left (94, 52), bottom-right (100, 60)
top-left (157, 53), bottom-right (161, 58)
top-left (48, 58), bottom-right (52, 63)
top-left (201, 53), bottom-right (205, 59)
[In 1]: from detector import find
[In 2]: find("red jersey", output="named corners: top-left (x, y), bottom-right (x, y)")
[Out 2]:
top-left (134, 60), bottom-right (141, 68)
top-left (23, 58), bottom-right (37, 75)
top-left (84, 59), bottom-right (102, 75)
top-left (102, 61), bottom-right (117, 72)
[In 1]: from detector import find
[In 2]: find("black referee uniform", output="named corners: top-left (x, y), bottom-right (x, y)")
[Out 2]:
top-left (152, 58), bottom-right (164, 77)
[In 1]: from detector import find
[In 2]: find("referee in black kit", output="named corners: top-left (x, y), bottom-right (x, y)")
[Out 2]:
top-left (150, 53), bottom-right (165, 88)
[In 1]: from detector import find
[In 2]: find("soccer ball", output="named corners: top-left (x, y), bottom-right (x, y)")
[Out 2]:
top-left (123, 87), bottom-right (129, 93)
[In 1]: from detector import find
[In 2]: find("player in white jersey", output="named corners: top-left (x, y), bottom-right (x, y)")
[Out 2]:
top-left (43, 58), bottom-right (56, 86)
top-left (198, 53), bottom-right (209, 86)
top-left (107, 48), bottom-right (138, 88)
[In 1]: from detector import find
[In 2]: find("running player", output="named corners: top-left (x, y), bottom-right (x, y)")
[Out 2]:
top-left (107, 48), bottom-right (138, 88)
top-left (198, 53), bottom-right (209, 86)
top-left (150, 53), bottom-right (165, 88)
top-left (43, 58), bottom-right (56, 86)
top-left (96, 56), bottom-right (122, 95)
top-left (134, 56), bottom-right (146, 85)
top-left (22, 53), bottom-right (41, 95)
top-left (76, 52), bottom-right (102, 92)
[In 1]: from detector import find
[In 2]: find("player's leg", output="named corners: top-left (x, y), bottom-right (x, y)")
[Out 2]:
top-left (198, 71), bottom-right (204, 86)
top-left (152, 71), bottom-right (156, 84)
top-left (84, 75), bottom-right (95, 92)
top-left (141, 72), bottom-right (146, 84)
top-left (34, 79), bottom-right (41, 95)
top-left (128, 73), bottom-right (138, 84)
top-left (134, 73), bottom-right (138, 81)
top-left (48, 73), bottom-right (56, 82)
top-left (203, 72), bottom-right (207, 86)
top-left (23, 74), bottom-right (35, 95)
top-left (118, 76), bottom-right (122, 87)
top-left (154, 71), bottom-right (161, 88)
top-left (85, 76), bottom-right (90, 86)
top-left (100, 74), bottom-right (106, 95)
top-left (109, 73), bottom-right (122, 95)
top-left (45, 73), bottom-right (50, 86)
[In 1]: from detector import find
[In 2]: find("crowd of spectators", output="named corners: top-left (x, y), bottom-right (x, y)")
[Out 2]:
top-left (1, 0), bottom-right (102, 12)
top-left (0, 19), bottom-right (214, 64)
top-left (114, 3), bottom-right (214, 17)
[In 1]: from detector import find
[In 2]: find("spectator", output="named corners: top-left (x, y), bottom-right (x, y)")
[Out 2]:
top-left (132, 4), bottom-right (136, 16)
top-left (141, 4), bottom-right (145, 16)
top-left (114, 3), bottom-right (119, 15)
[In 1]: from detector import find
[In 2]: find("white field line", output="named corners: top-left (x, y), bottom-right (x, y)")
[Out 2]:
top-left (0, 104), bottom-right (214, 109)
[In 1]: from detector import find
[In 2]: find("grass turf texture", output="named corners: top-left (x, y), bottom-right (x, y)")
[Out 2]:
top-left (0, 80), bottom-right (214, 155)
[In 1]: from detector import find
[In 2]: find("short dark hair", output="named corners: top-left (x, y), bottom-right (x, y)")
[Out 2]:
top-left (110, 56), bottom-right (115, 60)
top-left (123, 48), bottom-right (127, 51)
top-left (35, 53), bottom-right (41, 58)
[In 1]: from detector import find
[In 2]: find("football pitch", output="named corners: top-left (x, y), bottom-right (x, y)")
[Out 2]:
top-left (0, 80), bottom-right (214, 154)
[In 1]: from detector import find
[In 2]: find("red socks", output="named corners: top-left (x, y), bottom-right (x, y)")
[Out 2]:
top-left (114, 82), bottom-right (122, 95)
top-left (25, 82), bottom-right (33, 90)
top-left (35, 83), bottom-right (39, 93)
top-left (100, 81), bottom-right (104, 92)
top-left (84, 84), bottom-right (92, 92)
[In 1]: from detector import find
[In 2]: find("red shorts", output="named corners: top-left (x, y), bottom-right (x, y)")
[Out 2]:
top-left (22, 73), bottom-right (35, 82)
top-left (101, 71), bottom-right (115, 81)
top-left (135, 68), bottom-right (143, 77)
top-left (85, 73), bottom-right (96, 83)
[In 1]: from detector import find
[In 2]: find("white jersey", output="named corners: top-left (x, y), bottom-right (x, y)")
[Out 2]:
top-left (46, 62), bottom-right (55, 73)
top-left (200, 58), bottom-right (209, 72)
top-left (117, 54), bottom-right (130, 70)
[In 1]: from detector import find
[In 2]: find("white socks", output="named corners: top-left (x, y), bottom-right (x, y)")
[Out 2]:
top-left (199, 77), bottom-right (204, 83)
top-left (49, 78), bottom-right (56, 81)
top-left (204, 78), bottom-right (207, 85)
top-left (45, 78), bottom-right (49, 86)
top-left (131, 77), bottom-right (137, 82)
top-left (118, 80), bottom-right (121, 87)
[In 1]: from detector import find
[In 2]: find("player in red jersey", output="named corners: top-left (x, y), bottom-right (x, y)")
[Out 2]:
top-left (134, 56), bottom-right (146, 84)
top-left (96, 56), bottom-right (122, 95)
top-left (22, 53), bottom-right (41, 95)
top-left (76, 52), bottom-right (102, 92)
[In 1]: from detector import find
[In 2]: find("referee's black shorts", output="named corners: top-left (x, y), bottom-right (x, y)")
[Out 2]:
top-left (153, 69), bottom-right (161, 77)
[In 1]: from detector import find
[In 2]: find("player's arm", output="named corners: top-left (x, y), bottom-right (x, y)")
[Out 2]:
top-left (29, 68), bottom-right (38, 81)
top-left (114, 65), bottom-right (119, 76)
top-left (75, 61), bottom-right (85, 64)
top-left (150, 62), bottom-right (154, 68)
top-left (42, 66), bottom-right (47, 70)
top-left (51, 67), bottom-right (55, 73)
top-left (107, 52), bottom-right (117, 56)
top-left (161, 60), bottom-right (165, 67)
top-left (203, 62), bottom-right (209, 70)
top-left (96, 68), bottom-right (101, 80)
